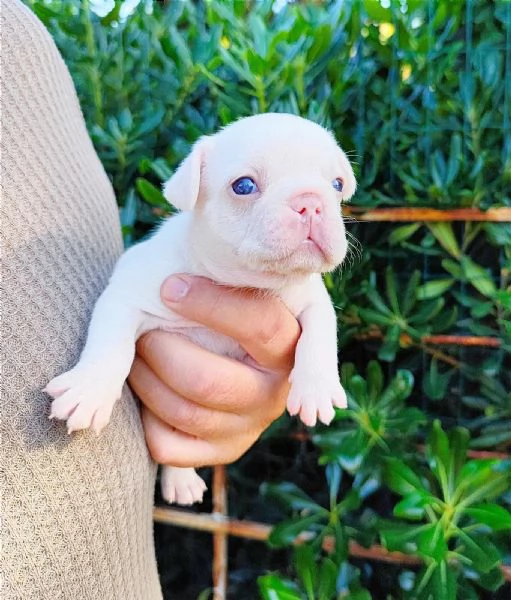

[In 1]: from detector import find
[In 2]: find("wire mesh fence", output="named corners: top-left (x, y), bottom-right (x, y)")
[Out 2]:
top-left (150, 2), bottom-right (510, 597)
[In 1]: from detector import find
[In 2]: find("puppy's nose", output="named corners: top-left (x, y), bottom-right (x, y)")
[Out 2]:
top-left (290, 194), bottom-right (323, 217)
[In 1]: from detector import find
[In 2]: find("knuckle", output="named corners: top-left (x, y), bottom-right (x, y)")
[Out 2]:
top-left (135, 331), bottom-right (158, 359)
top-left (146, 435), bottom-right (171, 465)
top-left (183, 402), bottom-right (205, 431)
top-left (191, 372), bottom-right (221, 404)
top-left (180, 401), bottom-right (217, 439)
top-left (255, 307), bottom-right (288, 347)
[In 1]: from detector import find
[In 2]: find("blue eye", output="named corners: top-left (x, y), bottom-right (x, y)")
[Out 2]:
top-left (232, 177), bottom-right (258, 195)
top-left (332, 178), bottom-right (344, 192)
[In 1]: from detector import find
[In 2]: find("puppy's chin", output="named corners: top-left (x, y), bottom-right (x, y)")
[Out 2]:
top-left (239, 242), bottom-right (346, 277)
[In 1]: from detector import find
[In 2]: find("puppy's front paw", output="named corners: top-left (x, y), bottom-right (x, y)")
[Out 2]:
top-left (287, 369), bottom-right (347, 427)
top-left (161, 467), bottom-right (207, 505)
top-left (45, 367), bottom-right (120, 435)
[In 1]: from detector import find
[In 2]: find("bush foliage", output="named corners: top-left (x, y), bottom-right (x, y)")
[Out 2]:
top-left (27, 0), bottom-right (510, 598)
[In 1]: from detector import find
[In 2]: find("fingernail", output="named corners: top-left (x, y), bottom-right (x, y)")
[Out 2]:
top-left (162, 275), bottom-right (190, 302)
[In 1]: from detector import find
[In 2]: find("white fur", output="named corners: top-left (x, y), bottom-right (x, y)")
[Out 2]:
top-left (45, 113), bottom-right (356, 505)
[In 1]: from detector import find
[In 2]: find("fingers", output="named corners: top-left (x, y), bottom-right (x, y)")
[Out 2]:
top-left (142, 407), bottom-right (251, 468)
top-left (160, 275), bottom-right (300, 371)
top-left (129, 356), bottom-right (244, 439)
top-left (134, 331), bottom-right (272, 412)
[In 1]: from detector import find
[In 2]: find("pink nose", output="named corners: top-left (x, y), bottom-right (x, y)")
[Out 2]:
top-left (290, 194), bottom-right (323, 216)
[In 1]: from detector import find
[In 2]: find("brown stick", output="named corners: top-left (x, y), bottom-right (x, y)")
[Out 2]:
top-left (356, 330), bottom-right (502, 348)
top-left (212, 466), bottom-right (228, 600)
top-left (343, 206), bottom-right (511, 222)
top-left (420, 335), bottom-right (501, 347)
top-left (153, 507), bottom-right (511, 580)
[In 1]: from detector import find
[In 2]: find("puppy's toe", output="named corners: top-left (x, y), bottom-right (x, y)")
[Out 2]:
top-left (317, 402), bottom-right (335, 426)
top-left (44, 371), bottom-right (75, 399)
top-left (91, 404), bottom-right (115, 435)
top-left (65, 400), bottom-right (97, 434)
top-left (286, 392), bottom-right (301, 417)
top-left (49, 390), bottom-right (80, 421)
top-left (332, 385), bottom-right (348, 409)
top-left (299, 403), bottom-right (318, 427)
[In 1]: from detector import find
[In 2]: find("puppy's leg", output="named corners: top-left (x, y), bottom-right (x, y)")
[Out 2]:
top-left (161, 466), bottom-right (207, 505)
top-left (45, 288), bottom-right (141, 434)
top-left (287, 282), bottom-right (347, 427)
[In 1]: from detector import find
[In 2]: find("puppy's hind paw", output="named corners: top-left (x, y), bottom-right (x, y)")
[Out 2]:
top-left (161, 467), bottom-right (207, 506)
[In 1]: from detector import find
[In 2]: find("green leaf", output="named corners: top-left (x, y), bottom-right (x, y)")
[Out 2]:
top-left (402, 270), bottom-right (421, 316)
top-left (456, 531), bottom-right (502, 574)
top-left (326, 463), bottom-right (342, 509)
top-left (469, 565), bottom-right (505, 591)
top-left (416, 279), bottom-right (454, 300)
top-left (365, 286), bottom-right (394, 315)
top-left (423, 359), bottom-right (452, 401)
top-left (168, 25), bottom-right (193, 69)
top-left (449, 427), bottom-right (470, 483)
top-left (460, 256), bottom-right (497, 298)
top-left (393, 491), bottom-right (431, 521)
top-left (261, 483), bottom-right (323, 513)
top-left (317, 558), bottom-right (337, 599)
top-left (426, 419), bottom-right (451, 488)
top-left (258, 574), bottom-right (303, 600)
top-left (363, 0), bottom-right (391, 21)
top-left (357, 307), bottom-right (393, 327)
top-left (408, 298), bottom-right (445, 325)
top-left (268, 513), bottom-right (326, 548)
top-left (446, 134), bottom-right (462, 185)
top-left (388, 223), bottom-right (421, 246)
top-left (425, 561), bottom-right (457, 600)
top-left (378, 324), bottom-right (401, 362)
top-left (464, 503), bottom-right (511, 531)
top-left (442, 258), bottom-right (464, 279)
top-left (457, 459), bottom-right (510, 502)
top-left (380, 521), bottom-right (430, 554)
top-left (416, 521), bottom-right (448, 561)
top-left (366, 360), bottom-right (384, 402)
top-left (135, 178), bottom-right (168, 208)
top-left (385, 266), bottom-right (401, 314)
top-left (384, 457), bottom-right (428, 496)
top-left (427, 223), bottom-right (462, 258)
top-left (294, 545), bottom-right (316, 598)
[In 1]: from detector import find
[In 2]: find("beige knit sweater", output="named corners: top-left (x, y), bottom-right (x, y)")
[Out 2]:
top-left (1, 1), bottom-right (163, 598)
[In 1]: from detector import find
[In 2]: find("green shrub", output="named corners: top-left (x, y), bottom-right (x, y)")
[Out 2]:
top-left (26, 0), bottom-right (511, 598)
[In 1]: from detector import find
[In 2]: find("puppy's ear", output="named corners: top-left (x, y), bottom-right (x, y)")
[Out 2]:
top-left (163, 136), bottom-right (213, 211)
top-left (337, 149), bottom-right (357, 202)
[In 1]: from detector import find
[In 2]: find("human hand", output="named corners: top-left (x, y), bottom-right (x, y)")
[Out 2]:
top-left (128, 275), bottom-right (301, 468)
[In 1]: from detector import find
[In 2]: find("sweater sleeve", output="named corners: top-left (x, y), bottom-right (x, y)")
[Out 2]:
top-left (0, 1), bottom-right (162, 598)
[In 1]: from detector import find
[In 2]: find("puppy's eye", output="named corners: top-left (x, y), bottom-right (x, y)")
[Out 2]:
top-left (232, 177), bottom-right (258, 195)
top-left (332, 178), bottom-right (344, 192)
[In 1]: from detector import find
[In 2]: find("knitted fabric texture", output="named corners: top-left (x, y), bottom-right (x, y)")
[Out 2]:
top-left (1, 1), bottom-right (162, 598)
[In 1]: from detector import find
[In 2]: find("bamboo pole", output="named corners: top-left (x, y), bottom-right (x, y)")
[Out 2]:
top-left (212, 466), bottom-right (228, 600)
top-left (356, 331), bottom-right (502, 348)
top-left (153, 507), bottom-right (511, 581)
top-left (342, 206), bottom-right (511, 222)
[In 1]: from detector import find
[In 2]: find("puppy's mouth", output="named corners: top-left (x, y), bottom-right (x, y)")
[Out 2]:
top-left (243, 236), bottom-right (339, 276)
top-left (302, 234), bottom-right (328, 254)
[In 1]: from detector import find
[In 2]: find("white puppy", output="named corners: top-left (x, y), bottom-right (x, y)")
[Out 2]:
top-left (45, 113), bottom-right (356, 505)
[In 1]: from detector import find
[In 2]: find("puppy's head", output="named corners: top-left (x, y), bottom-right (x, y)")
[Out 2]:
top-left (163, 113), bottom-right (356, 277)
